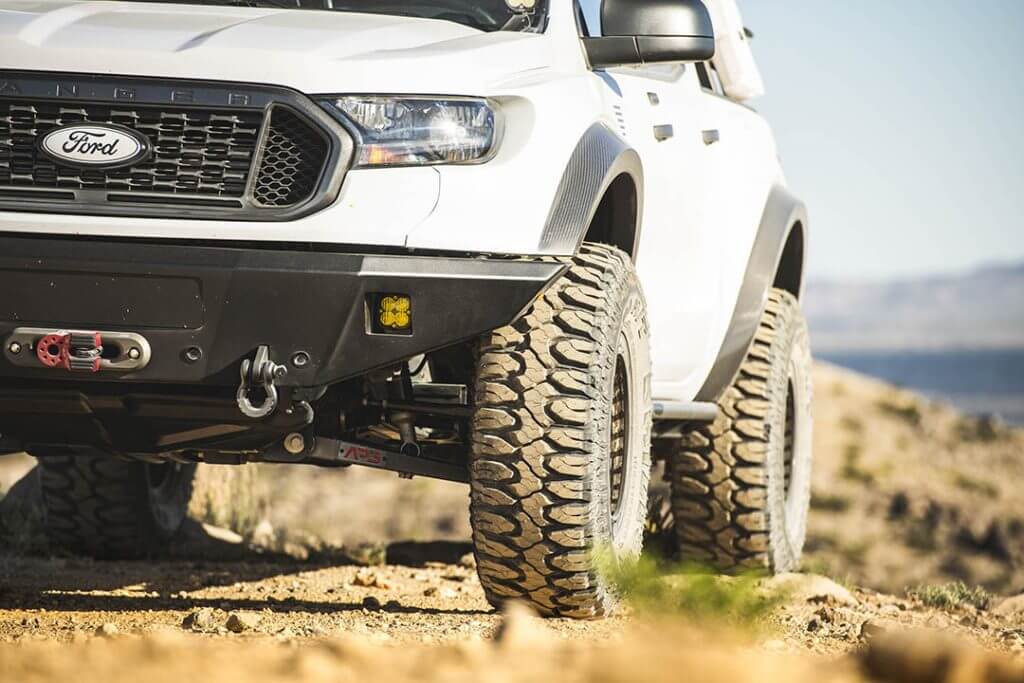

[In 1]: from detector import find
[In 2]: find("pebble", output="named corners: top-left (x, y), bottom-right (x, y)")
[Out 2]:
top-left (362, 596), bottom-right (382, 610)
top-left (225, 611), bottom-right (262, 633)
top-left (458, 553), bottom-right (477, 569)
top-left (353, 571), bottom-right (377, 588)
top-left (94, 623), bottom-right (119, 638)
top-left (182, 608), bottom-right (217, 632)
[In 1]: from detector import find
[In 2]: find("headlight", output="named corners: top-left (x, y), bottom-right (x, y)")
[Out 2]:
top-left (321, 96), bottom-right (500, 168)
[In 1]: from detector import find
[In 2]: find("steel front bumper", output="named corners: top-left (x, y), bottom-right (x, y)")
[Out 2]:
top-left (0, 234), bottom-right (563, 387)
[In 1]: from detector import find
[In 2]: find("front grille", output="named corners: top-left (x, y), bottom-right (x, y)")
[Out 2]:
top-left (0, 72), bottom-right (346, 220)
top-left (254, 108), bottom-right (330, 207)
top-left (0, 100), bottom-right (262, 197)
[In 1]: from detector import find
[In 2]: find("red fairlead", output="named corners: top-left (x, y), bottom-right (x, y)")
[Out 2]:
top-left (34, 331), bottom-right (103, 372)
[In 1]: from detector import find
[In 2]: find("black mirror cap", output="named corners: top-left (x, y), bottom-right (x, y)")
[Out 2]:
top-left (602, 0), bottom-right (714, 38)
top-left (583, 0), bottom-right (715, 69)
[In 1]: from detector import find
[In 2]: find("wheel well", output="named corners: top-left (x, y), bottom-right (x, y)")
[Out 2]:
top-left (582, 173), bottom-right (639, 259)
top-left (773, 220), bottom-right (805, 299)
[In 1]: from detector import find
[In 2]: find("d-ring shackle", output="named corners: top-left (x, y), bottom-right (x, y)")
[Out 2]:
top-left (237, 345), bottom-right (287, 419)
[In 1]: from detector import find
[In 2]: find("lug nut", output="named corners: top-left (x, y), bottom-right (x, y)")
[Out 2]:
top-left (283, 432), bottom-right (306, 455)
top-left (8, 342), bottom-right (21, 355)
top-left (128, 347), bottom-right (141, 360)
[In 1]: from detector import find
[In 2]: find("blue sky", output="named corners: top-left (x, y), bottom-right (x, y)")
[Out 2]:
top-left (741, 1), bottom-right (1024, 281)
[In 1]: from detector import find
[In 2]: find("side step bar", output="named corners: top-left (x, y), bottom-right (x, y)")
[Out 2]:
top-left (652, 401), bottom-right (718, 422)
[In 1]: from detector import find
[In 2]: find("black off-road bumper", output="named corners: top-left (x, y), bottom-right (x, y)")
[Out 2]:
top-left (0, 234), bottom-right (563, 388)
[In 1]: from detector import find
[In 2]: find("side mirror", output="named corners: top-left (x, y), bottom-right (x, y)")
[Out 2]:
top-left (583, 0), bottom-right (716, 69)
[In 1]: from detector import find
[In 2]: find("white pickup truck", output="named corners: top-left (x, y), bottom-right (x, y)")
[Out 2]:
top-left (0, 0), bottom-right (811, 618)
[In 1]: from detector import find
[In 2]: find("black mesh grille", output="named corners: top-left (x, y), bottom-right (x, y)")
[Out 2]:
top-left (253, 108), bottom-right (329, 207)
top-left (0, 100), bottom-right (262, 196)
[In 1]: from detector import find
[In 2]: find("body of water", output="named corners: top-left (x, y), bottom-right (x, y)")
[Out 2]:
top-left (817, 348), bottom-right (1024, 426)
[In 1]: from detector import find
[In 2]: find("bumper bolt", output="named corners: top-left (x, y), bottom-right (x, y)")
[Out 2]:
top-left (182, 346), bottom-right (203, 363)
top-left (291, 351), bottom-right (310, 368)
top-left (8, 342), bottom-right (21, 355)
top-left (128, 347), bottom-right (141, 360)
top-left (283, 433), bottom-right (306, 455)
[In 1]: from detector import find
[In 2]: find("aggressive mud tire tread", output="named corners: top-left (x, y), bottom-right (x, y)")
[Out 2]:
top-left (38, 455), bottom-right (195, 559)
top-left (668, 288), bottom-right (810, 572)
top-left (469, 243), bottom-right (652, 619)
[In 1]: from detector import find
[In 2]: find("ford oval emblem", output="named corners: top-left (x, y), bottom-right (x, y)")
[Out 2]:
top-left (38, 123), bottom-right (151, 169)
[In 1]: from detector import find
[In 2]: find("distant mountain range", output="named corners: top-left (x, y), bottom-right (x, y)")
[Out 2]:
top-left (804, 261), bottom-right (1024, 351)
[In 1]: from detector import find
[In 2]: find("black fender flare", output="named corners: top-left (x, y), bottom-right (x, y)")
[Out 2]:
top-left (537, 122), bottom-right (644, 257)
top-left (695, 185), bottom-right (809, 402)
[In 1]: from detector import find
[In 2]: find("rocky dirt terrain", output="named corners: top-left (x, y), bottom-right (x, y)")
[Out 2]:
top-left (0, 363), bottom-right (1022, 682)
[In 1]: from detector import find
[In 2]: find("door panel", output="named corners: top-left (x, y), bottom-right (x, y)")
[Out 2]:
top-left (596, 65), bottom-right (721, 400)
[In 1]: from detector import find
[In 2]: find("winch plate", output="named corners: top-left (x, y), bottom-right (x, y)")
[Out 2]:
top-left (3, 327), bottom-right (151, 373)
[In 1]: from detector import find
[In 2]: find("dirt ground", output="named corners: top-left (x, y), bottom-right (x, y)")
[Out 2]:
top-left (1, 364), bottom-right (1023, 681)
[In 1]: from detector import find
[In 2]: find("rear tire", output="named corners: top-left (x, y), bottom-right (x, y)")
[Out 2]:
top-left (37, 452), bottom-right (196, 559)
top-left (468, 243), bottom-right (652, 618)
top-left (668, 288), bottom-right (812, 572)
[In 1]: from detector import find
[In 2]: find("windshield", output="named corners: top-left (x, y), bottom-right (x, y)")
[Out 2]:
top-left (122, 0), bottom-right (547, 32)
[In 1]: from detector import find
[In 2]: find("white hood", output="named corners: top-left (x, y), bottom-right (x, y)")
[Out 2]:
top-left (0, 0), bottom-right (550, 93)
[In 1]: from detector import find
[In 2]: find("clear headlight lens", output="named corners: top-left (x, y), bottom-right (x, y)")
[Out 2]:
top-left (323, 96), bottom-right (499, 168)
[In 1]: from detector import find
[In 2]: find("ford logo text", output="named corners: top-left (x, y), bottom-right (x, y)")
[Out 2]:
top-left (39, 124), bottom-right (150, 169)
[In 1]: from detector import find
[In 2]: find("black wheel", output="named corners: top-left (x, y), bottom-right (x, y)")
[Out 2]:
top-left (37, 451), bottom-right (196, 559)
top-left (668, 288), bottom-right (813, 572)
top-left (469, 243), bottom-right (652, 618)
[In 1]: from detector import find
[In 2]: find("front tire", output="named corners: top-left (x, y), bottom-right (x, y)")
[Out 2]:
top-left (37, 452), bottom-right (196, 559)
top-left (668, 288), bottom-right (813, 572)
top-left (468, 244), bottom-right (652, 618)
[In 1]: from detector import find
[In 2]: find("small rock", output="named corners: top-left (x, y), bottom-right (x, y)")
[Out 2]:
top-left (458, 553), bottom-right (477, 569)
top-left (225, 611), bottom-right (262, 633)
top-left (95, 623), bottom-right (119, 638)
top-left (384, 600), bottom-right (402, 611)
top-left (282, 542), bottom-right (309, 561)
top-left (767, 573), bottom-right (858, 606)
top-left (182, 608), bottom-right (217, 632)
top-left (250, 519), bottom-right (276, 548)
top-left (362, 596), bottom-right (382, 610)
top-left (200, 523), bottom-right (244, 545)
top-left (353, 570), bottom-right (377, 588)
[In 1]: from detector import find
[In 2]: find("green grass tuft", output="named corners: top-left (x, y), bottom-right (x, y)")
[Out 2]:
top-left (907, 581), bottom-right (993, 611)
top-left (597, 551), bottom-right (786, 628)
